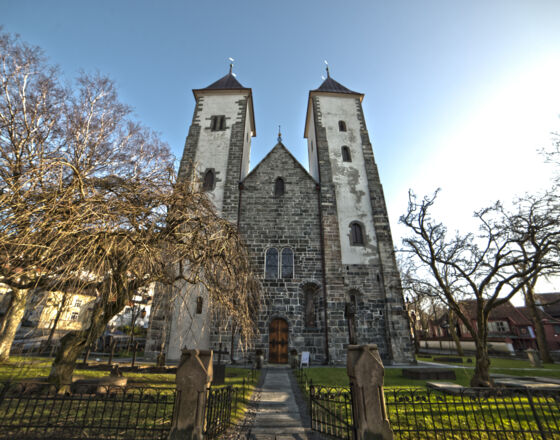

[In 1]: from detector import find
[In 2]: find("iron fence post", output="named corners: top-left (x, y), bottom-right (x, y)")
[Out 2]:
top-left (526, 389), bottom-right (548, 440)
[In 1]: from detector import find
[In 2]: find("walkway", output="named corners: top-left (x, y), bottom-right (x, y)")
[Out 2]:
top-left (247, 365), bottom-right (318, 440)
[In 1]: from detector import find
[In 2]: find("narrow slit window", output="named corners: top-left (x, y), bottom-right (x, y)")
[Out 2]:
top-left (338, 120), bottom-right (347, 132)
top-left (281, 248), bottom-right (294, 279)
top-left (350, 222), bottom-right (364, 245)
top-left (196, 296), bottom-right (203, 314)
top-left (341, 146), bottom-right (351, 162)
top-left (274, 177), bottom-right (285, 197)
top-left (265, 248), bottom-right (279, 279)
top-left (202, 169), bottom-right (215, 191)
top-left (305, 288), bottom-right (316, 327)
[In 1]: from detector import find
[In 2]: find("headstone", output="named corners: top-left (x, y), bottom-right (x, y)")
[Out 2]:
top-left (212, 343), bottom-right (228, 385)
top-left (347, 344), bottom-right (394, 440)
top-left (526, 348), bottom-right (542, 368)
top-left (169, 349), bottom-right (213, 440)
top-left (402, 368), bottom-right (456, 380)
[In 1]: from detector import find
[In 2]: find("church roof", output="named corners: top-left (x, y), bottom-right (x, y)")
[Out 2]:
top-left (313, 76), bottom-right (360, 95)
top-left (243, 142), bottom-right (317, 185)
top-left (203, 71), bottom-right (246, 90)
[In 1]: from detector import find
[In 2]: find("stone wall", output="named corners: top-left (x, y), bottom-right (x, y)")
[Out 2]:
top-left (226, 143), bottom-right (327, 363)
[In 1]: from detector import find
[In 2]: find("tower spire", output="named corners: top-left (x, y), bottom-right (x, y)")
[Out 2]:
top-left (277, 125), bottom-right (282, 143)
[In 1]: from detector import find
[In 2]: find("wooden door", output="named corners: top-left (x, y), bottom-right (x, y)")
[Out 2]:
top-left (269, 318), bottom-right (289, 363)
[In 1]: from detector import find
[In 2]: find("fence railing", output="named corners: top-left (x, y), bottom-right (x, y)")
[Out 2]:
top-left (294, 368), bottom-right (560, 440)
top-left (309, 385), bottom-right (356, 440)
top-left (204, 367), bottom-right (257, 439)
top-left (385, 387), bottom-right (560, 440)
top-left (0, 381), bottom-right (176, 440)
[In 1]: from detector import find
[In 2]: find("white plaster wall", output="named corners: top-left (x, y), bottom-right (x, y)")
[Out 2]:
top-left (317, 95), bottom-right (377, 265)
top-left (167, 281), bottom-right (210, 361)
top-left (194, 92), bottom-right (249, 214)
top-left (306, 105), bottom-right (319, 180)
top-left (240, 102), bottom-right (253, 179)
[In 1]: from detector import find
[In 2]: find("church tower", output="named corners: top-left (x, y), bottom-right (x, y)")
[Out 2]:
top-left (304, 69), bottom-right (413, 363)
top-left (146, 68), bottom-right (256, 361)
top-left (177, 66), bottom-right (256, 222)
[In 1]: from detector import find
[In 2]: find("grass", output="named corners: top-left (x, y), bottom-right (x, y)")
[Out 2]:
top-left (295, 354), bottom-right (560, 390)
top-left (0, 356), bottom-right (259, 439)
top-left (294, 365), bottom-right (560, 439)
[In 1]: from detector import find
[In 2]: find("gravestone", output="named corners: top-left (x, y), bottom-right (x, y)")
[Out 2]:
top-left (347, 344), bottom-right (394, 440)
top-left (402, 368), bottom-right (456, 380)
top-left (169, 349), bottom-right (213, 440)
top-left (212, 343), bottom-right (228, 385)
top-left (526, 348), bottom-right (542, 368)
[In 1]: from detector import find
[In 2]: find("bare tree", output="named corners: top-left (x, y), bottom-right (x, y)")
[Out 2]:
top-left (401, 190), bottom-right (559, 386)
top-left (44, 74), bottom-right (260, 387)
top-left (0, 32), bottom-right (76, 361)
top-left (0, 33), bottom-right (260, 380)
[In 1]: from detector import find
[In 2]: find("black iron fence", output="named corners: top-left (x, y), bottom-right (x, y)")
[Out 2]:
top-left (0, 381), bottom-right (176, 439)
top-left (386, 387), bottom-right (560, 440)
top-left (204, 367), bottom-right (258, 439)
top-left (294, 368), bottom-right (560, 440)
top-left (205, 385), bottom-right (235, 439)
top-left (309, 384), bottom-right (356, 440)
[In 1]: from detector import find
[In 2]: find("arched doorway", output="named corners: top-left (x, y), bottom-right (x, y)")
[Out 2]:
top-left (269, 318), bottom-right (289, 363)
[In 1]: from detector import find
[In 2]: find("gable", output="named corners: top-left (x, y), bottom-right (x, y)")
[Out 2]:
top-left (242, 143), bottom-right (317, 186)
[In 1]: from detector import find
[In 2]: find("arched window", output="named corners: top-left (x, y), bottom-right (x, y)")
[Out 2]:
top-left (338, 120), bottom-right (347, 132)
top-left (274, 177), bottom-right (285, 197)
top-left (265, 248), bottom-right (279, 279)
top-left (341, 146), bottom-right (351, 162)
top-left (281, 248), bottom-right (294, 279)
top-left (350, 222), bottom-right (364, 245)
top-left (202, 169), bottom-right (215, 191)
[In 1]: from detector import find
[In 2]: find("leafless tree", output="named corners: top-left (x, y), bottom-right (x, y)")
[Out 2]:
top-left (401, 190), bottom-right (559, 386)
top-left (0, 31), bottom-right (74, 360)
top-left (0, 33), bottom-right (260, 383)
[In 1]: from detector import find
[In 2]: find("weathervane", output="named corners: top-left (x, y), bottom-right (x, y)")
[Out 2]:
top-left (228, 57), bottom-right (236, 77)
top-left (277, 125), bottom-right (282, 143)
top-left (324, 59), bottom-right (330, 78)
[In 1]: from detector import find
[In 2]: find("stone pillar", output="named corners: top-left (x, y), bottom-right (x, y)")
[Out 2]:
top-left (347, 344), bottom-right (394, 440)
top-left (169, 349), bottom-right (213, 440)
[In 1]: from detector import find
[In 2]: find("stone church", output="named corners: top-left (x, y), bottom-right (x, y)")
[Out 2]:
top-left (146, 68), bottom-right (413, 365)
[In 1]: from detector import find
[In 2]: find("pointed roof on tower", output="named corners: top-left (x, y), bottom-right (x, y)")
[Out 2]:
top-left (193, 63), bottom-right (252, 97)
top-left (313, 76), bottom-right (359, 95)
top-left (203, 64), bottom-right (246, 90)
top-left (312, 64), bottom-right (361, 96)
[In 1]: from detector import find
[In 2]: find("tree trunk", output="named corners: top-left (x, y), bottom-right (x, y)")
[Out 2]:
top-left (524, 284), bottom-right (553, 363)
top-left (48, 304), bottom-right (111, 388)
top-left (471, 332), bottom-right (492, 387)
top-left (0, 289), bottom-right (28, 362)
top-left (448, 309), bottom-right (464, 356)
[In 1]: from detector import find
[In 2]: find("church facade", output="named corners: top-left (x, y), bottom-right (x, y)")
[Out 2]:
top-left (146, 69), bottom-right (414, 365)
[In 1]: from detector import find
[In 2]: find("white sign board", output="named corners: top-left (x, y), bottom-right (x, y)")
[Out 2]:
top-left (300, 351), bottom-right (310, 367)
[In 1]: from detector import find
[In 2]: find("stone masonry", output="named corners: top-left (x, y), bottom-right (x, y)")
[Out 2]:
top-left (146, 69), bottom-right (414, 365)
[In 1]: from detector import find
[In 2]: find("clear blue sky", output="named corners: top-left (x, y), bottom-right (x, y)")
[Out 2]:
top-left (4, 1), bottom-right (560, 250)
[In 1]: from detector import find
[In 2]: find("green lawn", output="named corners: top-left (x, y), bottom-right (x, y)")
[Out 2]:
top-left (295, 363), bottom-right (560, 439)
top-left (0, 356), bottom-right (258, 391)
top-left (297, 355), bottom-right (560, 389)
